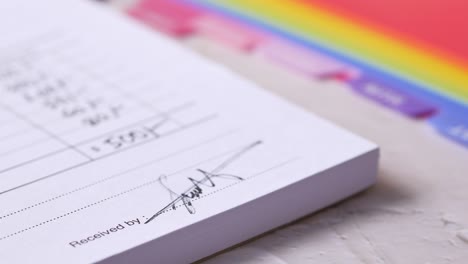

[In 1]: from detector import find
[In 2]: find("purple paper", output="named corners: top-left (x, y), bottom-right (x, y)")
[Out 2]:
top-left (350, 76), bottom-right (437, 118)
top-left (430, 111), bottom-right (468, 149)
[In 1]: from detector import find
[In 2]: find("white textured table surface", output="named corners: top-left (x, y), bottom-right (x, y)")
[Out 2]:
top-left (112, 2), bottom-right (468, 263)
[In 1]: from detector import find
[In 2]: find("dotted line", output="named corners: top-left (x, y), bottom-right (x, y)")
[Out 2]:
top-left (144, 180), bottom-right (244, 223)
top-left (0, 177), bottom-right (163, 241)
top-left (1, 157), bottom-right (298, 241)
top-left (147, 158), bottom-right (300, 220)
top-left (145, 202), bottom-right (186, 219)
top-left (193, 158), bottom-right (300, 202)
top-left (0, 175), bottom-right (125, 220)
top-left (0, 131), bottom-right (235, 220)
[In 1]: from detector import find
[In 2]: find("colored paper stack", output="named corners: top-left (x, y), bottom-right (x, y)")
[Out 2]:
top-left (125, 0), bottom-right (468, 149)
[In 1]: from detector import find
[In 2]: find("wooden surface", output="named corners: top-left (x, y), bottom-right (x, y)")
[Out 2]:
top-left (111, 2), bottom-right (468, 262)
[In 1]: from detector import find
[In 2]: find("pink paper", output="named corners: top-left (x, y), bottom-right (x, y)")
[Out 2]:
top-left (127, 0), bottom-right (204, 37)
top-left (193, 14), bottom-right (268, 52)
top-left (257, 40), bottom-right (360, 79)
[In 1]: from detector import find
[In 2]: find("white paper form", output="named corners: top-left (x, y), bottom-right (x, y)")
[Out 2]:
top-left (0, 1), bottom-right (377, 263)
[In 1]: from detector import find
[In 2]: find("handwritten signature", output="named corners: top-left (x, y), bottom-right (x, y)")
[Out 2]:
top-left (144, 140), bottom-right (263, 224)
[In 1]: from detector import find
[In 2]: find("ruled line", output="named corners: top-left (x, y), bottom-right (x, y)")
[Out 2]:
top-left (0, 101), bottom-right (195, 174)
top-left (0, 114), bottom-right (218, 195)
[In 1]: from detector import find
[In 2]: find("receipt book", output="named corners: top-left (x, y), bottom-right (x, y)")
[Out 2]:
top-left (0, 0), bottom-right (378, 263)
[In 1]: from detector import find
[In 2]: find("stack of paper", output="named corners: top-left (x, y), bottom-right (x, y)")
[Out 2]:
top-left (0, 0), bottom-right (378, 263)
